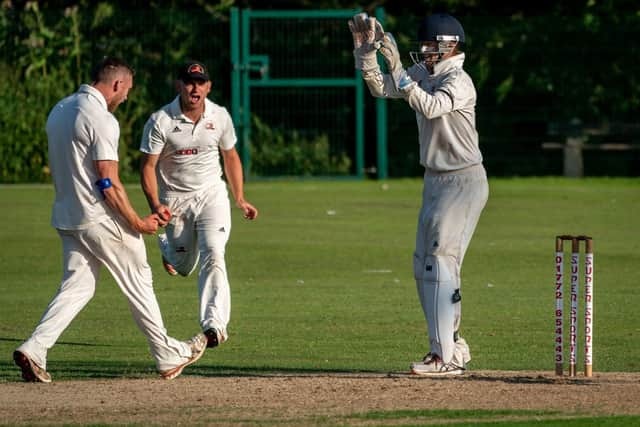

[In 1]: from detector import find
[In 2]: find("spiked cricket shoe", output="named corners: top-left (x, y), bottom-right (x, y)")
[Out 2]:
top-left (14, 350), bottom-right (51, 383)
top-left (204, 328), bottom-right (226, 348)
top-left (159, 333), bottom-right (207, 380)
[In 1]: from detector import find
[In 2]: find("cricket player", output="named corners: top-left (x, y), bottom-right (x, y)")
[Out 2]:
top-left (13, 57), bottom-right (207, 383)
top-left (349, 13), bottom-right (489, 376)
top-left (139, 60), bottom-right (258, 349)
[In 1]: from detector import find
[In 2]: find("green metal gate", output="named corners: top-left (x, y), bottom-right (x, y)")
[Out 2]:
top-left (230, 8), bottom-right (387, 179)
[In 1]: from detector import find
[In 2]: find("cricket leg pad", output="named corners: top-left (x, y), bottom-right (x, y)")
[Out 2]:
top-left (416, 255), bottom-right (459, 364)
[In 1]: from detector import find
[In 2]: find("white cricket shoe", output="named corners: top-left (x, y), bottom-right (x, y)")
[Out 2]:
top-left (410, 353), bottom-right (465, 377)
top-left (159, 333), bottom-right (207, 380)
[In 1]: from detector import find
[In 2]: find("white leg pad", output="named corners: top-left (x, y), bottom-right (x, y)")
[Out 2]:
top-left (453, 336), bottom-right (471, 366)
top-left (416, 255), bottom-right (459, 364)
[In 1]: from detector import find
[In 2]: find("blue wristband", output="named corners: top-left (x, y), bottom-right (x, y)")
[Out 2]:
top-left (95, 178), bottom-right (112, 198)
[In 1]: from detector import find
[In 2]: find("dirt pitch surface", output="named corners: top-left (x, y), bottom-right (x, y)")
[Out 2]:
top-left (2, 371), bottom-right (639, 426)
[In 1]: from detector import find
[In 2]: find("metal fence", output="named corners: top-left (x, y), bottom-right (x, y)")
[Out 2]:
top-left (230, 8), bottom-right (388, 179)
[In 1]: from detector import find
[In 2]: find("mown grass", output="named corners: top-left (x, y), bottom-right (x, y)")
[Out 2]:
top-left (1, 178), bottom-right (638, 426)
top-left (1, 178), bottom-right (639, 379)
top-left (346, 409), bottom-right (640, 426)
top-left (0, 178), bottom-right (638, 380)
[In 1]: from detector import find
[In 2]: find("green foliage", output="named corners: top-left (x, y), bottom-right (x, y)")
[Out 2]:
top-left (0, 3), bottom-right (233, 183)
top-left (0, 64), bottom-right (57, 182)
top-left (381, 8), bottom-right (640, 176)
top-left (0, 2), bottom-right (80, 182)
top-left (496, 75), bottom-right (514, 105)
top-left (1, 2), bottom-right (639, 181)
top-left (249, 115), bottom-right (351, 176)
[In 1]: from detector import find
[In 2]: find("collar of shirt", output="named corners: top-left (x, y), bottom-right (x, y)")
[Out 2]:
top-left (432, 52), bottom-right (465, 76)
top-left (169, 95), bottom-right (212, 122)
top-left (78, 84), bottom-right (108, 111)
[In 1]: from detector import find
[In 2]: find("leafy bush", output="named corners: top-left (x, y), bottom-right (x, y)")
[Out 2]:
top-left (0, 3), bottom-right (231, 183)
top-left (0, 2), bottom-right (81, 182)
top-left (249, 115), bottom-right (351, 176)
top-left (0, 63), bottom-right (68, 182)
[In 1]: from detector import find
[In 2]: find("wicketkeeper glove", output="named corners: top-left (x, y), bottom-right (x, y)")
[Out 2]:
top-left (379, 32), bottom-right (416, 93)
top-left (348, 13), bottom-right (384, 70)
top-left (378, 32), bottom-right (402, 73)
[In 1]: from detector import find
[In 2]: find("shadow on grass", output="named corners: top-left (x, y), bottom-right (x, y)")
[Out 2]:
top-left (0, 336), bottom-right (113, 347)
top-left (0, 358), bottom-right (390, 383)
top-left (0, 359), bottom-right (156, 382)
top-left (0, 353), bottom-right (608, 385)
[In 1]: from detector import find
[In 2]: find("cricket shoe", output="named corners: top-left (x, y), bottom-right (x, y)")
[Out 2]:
top-left (159, 333), bottom-right (207, 380)
top-left (13, 350), bottom-right (52, 383)
top-left (157, 233), bottom-right (177, 276)
top-left (410, 353), bottom-right (465, 377)
top-left (204, 328), bottom-right (226, 348)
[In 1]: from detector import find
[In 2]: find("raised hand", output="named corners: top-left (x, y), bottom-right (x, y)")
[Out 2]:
top-left (348, 13), bottom-right (384, 70)
top-left (379, 32), bottom-right (416, 92)
top-left (379, 32), bottom-right (402, 72)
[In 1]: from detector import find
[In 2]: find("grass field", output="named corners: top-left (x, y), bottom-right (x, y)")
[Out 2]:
top-left (0, 177), bottom-right (639, 426)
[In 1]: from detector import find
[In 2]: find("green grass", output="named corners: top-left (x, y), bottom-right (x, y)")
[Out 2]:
top-left (0, 177), bottom-right (638, 380)
top-left (347, 409), bottom-right (640, 426)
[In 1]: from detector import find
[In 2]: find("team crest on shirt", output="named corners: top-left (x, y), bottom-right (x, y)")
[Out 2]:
top-left (172, 126), bottom-right (181, 133)
top-left (205, 122), bottom-right (215, 130)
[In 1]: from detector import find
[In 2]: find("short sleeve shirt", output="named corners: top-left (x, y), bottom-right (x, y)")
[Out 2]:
top-left (140, 97), bottom-right (237, 197)
top-left (46, 84), bottom-right (120, 230)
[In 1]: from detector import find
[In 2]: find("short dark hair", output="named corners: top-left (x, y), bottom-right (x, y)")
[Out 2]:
top-left (91, 57), bottom-right (134, 83)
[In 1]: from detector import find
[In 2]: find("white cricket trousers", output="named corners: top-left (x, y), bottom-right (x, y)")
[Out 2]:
top-left (161, 182), bottom-right (231, 340)
top-left (17, 218), bottom-right (193, 372)
top-left (413, 164), bottom-right (489, 364)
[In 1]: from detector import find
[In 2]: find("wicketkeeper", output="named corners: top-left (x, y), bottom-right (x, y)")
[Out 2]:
top-left (349, 12), bottom-right (489, 376)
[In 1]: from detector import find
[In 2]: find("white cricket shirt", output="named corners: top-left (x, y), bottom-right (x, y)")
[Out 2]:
top-left (140, 97), bottom-right (237, 197)
top-left (46, 84), bottom-right (120, 230)
top-left (406, 54), bottom-right (482, 172)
